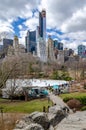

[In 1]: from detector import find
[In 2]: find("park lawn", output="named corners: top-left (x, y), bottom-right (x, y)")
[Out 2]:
top-left (60, 92), bottom-right (86, 99)
top-left (0, 98), bottom-right (52, 113)
top-left (60, 92), bottom-right (86, 110)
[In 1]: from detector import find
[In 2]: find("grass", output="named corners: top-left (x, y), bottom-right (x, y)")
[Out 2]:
top-left (60, 92), bottom-right (86, 99)
top-left (0, 98), bottom-right (52, 113)
top-left (0, 98), bottom-right (52, 130)
top-left (0, 113), bottom-right (25, 130)
top-left (60, 92), bottom-right (86, 110)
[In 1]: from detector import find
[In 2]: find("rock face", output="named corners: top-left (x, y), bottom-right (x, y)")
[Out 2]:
top-left (14, 105), bottom-right (86, 130)
top-left (14, 123), bottom-right (44, 130)
top-left (27, 112), bottom-right (50, 130)
top-left (55, 111), bottom-right (86, 130)
top-left (48, 105), bottom-right (66, 126)
top-left (14, 105), bottom-right (67, 130)
top-left (14, 112), bottom-right (50, 130)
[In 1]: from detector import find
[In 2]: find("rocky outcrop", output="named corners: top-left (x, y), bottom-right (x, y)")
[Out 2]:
top-left (55, 111), bottom-right (86, 130)
top-left (14, 123), bottom-right (44, 130)
top-left (14, 92), bottom-right (86, 130)
top-left (14, 105), bottom-right (86, 130)
top-left (48, 105), bottom-right (67, 126)
top-left (14, 105), bottom-right (68, 130)
top-left (27, 112), bottom-right (50, 130)
top-left (14, 112), bottom-right (50, 130)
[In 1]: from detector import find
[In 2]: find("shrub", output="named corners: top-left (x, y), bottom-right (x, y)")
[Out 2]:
top-left (67, 98), bottom-right (81, 109)
top-left (81, 106), bottom-right (86, 111)
top-left (63, 96), bottom-right (86, 106)
top-left (76, 96), bottom-right (86, 105)
top-left (63, 97), bottom-right (72, 102)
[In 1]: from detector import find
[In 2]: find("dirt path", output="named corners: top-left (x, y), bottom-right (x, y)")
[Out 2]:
top-left (49, 92), bottom-right (72, 113)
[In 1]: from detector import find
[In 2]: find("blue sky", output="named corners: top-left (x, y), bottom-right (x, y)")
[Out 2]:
top-left (0, 0), bottom-right (86, 52)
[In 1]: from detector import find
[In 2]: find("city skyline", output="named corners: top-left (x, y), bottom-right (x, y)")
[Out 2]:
top-left (0, 0), bottom-right (86, 52)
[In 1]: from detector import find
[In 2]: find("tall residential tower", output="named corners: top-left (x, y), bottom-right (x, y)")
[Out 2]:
top-left (39, 9), bottom-right (46, 41)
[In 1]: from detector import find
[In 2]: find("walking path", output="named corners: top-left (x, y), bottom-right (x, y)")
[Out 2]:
top-left (49, 92), bottom-right (72, 113)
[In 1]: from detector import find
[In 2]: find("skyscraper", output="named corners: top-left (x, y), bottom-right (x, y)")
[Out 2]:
top-left (78, 45), bottom-right (86, 57)
top-left (46, 36), bottom-right (55, 61)
top-left (39, 9), bottom-right (46, 41)
top-left (37, 37), bottom-right (47, 62)
top-left (53, 40), bottom-right (63, 50)
top-left (53, 40), bottom-right (59, 49)
top-left (25, 30), bottom-right (36, 54)
top-left (13, 35), bottom-right (19, 49)
top-left (58, 42), bottom-right (63, 50)
top-left (3, 38), bottom-right (13, 55)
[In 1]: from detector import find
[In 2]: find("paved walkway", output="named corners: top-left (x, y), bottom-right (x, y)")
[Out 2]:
top-left (49, 92), bottom-right (72, 113)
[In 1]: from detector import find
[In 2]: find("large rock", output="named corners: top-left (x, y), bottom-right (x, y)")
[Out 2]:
top-left (48, 105), bottom-right (67, 126)
top-left (14, 120), bottom-right (28, 129)
top-left (55, 111), bottom-right (86, 130)
top-left (28, 112), bottom-right (50, 130)
top-left (24, 123), bottom-right (44, 130)
top-left (14, 106), bottom-right (70, 130)
top-left (14, 112), bottom-right (50, 130)
top-left (14, 123), bottom-right (44, 130)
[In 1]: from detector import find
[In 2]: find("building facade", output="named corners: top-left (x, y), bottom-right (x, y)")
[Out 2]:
top-left (57, 50), bottom-right (64, 64)
top-left (53, 40), bottom-right (63, 50)
top-left (58, 42), bottom-right (63, 50)
top-left (25, 30), bottom-right (36, 54)
top-left (78, 45), bottom-right (86, 58)
top-left (46, 37), bottom-right (55, 61)
top-left (7, 36), bottom-right (25, 56)
top-left (37, 37), bottom-right (47, 62)
top-left (54, 40), bottom-right (59, 49)
top-left (36, 10), bottom-right (47, 62)
top-left (3, 38), bottom-right (13, 55)
top-left (39, 10), bottom-right (46, 41)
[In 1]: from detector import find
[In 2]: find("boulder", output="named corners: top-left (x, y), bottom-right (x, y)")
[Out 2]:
top-left (14, 106), bottom-right (70, 130)
top-left (14, 123), bottom-right (44, 130)
top-left (48, 105), bottom-right (66, 126)
top-left (14, 112), bottom-right (50, 130)
top-left (55, 111), bottom-right (86, 130)
top-left (48, 125), bottom-right (54, 130)
top-left (14, 120), bottom-right (28, 129)
top-left (28, 111), bottom-right (50, 130)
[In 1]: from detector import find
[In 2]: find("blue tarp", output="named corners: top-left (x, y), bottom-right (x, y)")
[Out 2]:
top-left (52, 85), bottom-right (59, 90)
top-left (41, 89), bottom-right (48, 95)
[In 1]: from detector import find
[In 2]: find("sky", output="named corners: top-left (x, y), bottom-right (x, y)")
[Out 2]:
top-left (0, 0), bottom-right (86, 52)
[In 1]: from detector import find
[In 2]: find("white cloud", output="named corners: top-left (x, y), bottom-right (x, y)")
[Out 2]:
top-left (0, 20), bottom-right (14, 40)
top-left (19, 30), bottom-right (27, 46)
top-left (0, 0), bottom-right (40, 36)
top-left (0, 0), bottom-right (86, 51)
top-left (18, 25), bottom-right (23, 30)
top-left (39, 0), bottom-right (86, 51)
top-left (0, 0), bottom-right (40, 20)
top-left (61, 7), bottom-right (86, 32)
top-left (24, 17), bottom-right (38, 30)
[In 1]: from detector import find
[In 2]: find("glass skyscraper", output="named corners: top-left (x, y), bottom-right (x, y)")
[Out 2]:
top-left (25, 30), bottom-right (36, 54)
top-left (39, 10), bottom-right (46, 41)
top-left (53, 40), bottom-right (63, 50)
top-left (78, 45), bottom-right (86, 57)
